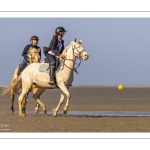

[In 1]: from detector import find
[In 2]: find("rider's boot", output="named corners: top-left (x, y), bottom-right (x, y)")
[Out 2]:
top-left (48, 63), bottom-right (55, 85)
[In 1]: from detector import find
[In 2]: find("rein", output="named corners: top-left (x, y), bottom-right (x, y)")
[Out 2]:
top-left (62, 58), bottom-right (83, 74)
top-left (61, 44), bottom-right (85, 74)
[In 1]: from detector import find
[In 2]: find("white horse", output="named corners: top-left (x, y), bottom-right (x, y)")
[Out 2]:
top-left (12, 38), bottom-right (89, 117)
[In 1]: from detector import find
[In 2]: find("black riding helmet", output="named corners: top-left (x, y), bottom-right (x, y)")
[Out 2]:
top-left (55, 27), bottom-right (67, 34)
top-left (30, 36), bottom-right (39, 41)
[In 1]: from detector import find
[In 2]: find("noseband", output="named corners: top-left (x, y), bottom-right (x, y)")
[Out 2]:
top-left (72, 43), bottom-right (86, 59)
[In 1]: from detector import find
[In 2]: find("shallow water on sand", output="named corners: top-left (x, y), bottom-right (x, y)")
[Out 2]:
top-left (1, 110), bottom-right (150, 117)
top-left (45, 111), bottom-right (150, 116)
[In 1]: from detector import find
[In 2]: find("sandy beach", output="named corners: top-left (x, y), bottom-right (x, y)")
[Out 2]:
top-left (1, 86), bottom-right (150, 132)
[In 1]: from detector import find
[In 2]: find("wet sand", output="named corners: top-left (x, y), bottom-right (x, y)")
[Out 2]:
top-left (1, 86), bottom-right (150, 132)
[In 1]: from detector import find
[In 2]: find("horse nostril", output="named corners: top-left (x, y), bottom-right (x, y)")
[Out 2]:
top-left (85, 54), bottom-right (88, 57)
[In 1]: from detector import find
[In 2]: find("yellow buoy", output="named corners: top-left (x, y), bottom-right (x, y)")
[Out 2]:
top-left (118, 84), bottom-right (124, 90)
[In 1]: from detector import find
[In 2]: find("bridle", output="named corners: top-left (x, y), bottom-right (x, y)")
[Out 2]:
top-left (72, 43), bottom-right (86, 58)
top-left (32, 53), bottom-right (40, 62)
top-left (61, 42), bottom-right (86, 74)
top-left (28, 51), bottom-right (40, 64)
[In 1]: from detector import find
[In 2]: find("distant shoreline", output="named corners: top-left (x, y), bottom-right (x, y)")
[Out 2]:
top-left (0, 85), bottom-right (7, 87)
top-left (0, 85), bottom-right (150, 88)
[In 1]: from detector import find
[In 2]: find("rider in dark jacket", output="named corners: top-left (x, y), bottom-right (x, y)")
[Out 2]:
top-left (18, 36), bottom-right (41, 76)
top-left (44, 27), bottom-right (67, 85)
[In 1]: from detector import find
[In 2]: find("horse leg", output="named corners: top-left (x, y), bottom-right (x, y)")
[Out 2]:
top-left (21, 93), bottom-right (29, 114)
top-left (33, 88), bottom-right (46, 114)
top-left (53, 84), bottom-right (70, 116)
top-left (62, 87), bottom-right (70, 114)
top-left (10, 90), bottom-right (15, 115)
top-left (10, 74), bottom-right (16, 115)
top-left (18, 88), bottom-right (29, 116)
top-left (32, 86), bottom-right (40, 114)
top-left (53, 93), bottom-right (65, 117)
top-left (34, 102), bottom-right (40, 114)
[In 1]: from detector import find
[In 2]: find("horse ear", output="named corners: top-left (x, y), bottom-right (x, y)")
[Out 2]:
top-left (74, 38), bottom-right (77, 42)
top-left (80, 39), bottom-right (82, 43)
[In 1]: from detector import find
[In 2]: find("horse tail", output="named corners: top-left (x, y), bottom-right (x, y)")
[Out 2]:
top-left (0, 76), bottom-right (22, 97)
top-left (11, 76), bottom-right (22, 95)
top-left (0, 85), bottom-right (11, 97)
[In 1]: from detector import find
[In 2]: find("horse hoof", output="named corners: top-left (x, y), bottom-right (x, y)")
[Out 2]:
top-left (42, 110), bottom-right (47, 114)
top-left (34, 111), bottom-right (39, 115)
top-left (10, 112), bottom-right (14, 115)
top-left (62, 106), bottom-right (69, 114)
top-left (34, 109), bottom-right (39, 114)
top-left (62, 109), bottom-right (67, 114)
top-left (19, 113), bottom-right (26, 117)
top-left (52, 114), bottom-right (57, 117)
top-left (52, 109), bottom-right (58, 117)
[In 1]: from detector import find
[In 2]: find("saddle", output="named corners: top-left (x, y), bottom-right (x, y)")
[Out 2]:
top-left (38, 59), bottom-right (63, 74)
top-left (43, 47), bottom-right (50, 56)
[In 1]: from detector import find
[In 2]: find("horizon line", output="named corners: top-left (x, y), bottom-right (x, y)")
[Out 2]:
top-left (1, 84), bottom-right (150, 88)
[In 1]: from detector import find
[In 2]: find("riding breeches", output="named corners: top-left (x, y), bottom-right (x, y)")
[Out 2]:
top-left (19, 58), bottom-right (28, 69)
top-left (45, 53), bottom-right (56, 66)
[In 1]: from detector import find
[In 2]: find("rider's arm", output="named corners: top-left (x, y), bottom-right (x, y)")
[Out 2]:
top-left (49, 38), bottom-right (61, 56)
top-left (59, 40), bottom-right (64, 54)
top-left (22, 45), bottom-right (29, 60)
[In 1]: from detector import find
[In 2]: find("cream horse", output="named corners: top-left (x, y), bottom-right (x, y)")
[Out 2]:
top-left (0, 47), bottom-right (41, 115)
top-left (10, 38), bottom-right (89, 117)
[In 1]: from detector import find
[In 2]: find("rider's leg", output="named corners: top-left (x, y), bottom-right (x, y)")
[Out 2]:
top-left (18, 58), bottom-right (28, 76)
top-left (49, 62), bottom-right (56, 85)
top-left (45, 54), bottom-right (56, 85)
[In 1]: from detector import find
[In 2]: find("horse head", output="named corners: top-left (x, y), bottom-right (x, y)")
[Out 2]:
top-left (27, 48), bottom-right (41, 64)
top-left (64, 38), bottom-right (89, 60)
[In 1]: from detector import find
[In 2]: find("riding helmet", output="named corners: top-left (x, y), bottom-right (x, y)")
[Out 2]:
top-left (55, 27), bottom-right (67, 34)
top-left (30, 36), bottom-right (39, 41)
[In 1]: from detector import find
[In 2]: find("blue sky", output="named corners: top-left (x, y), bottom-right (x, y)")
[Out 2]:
top-left (1, 18), bottom-right (150, 86)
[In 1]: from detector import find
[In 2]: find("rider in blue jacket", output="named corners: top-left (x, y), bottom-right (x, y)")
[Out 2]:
top-left (18, 36), bottom-right (41, 76)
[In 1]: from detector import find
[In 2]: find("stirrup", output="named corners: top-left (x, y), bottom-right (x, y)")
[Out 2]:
top-left (48, 80), bottom-right (55, 85)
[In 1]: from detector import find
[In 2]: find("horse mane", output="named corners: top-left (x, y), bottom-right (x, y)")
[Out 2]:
top-left (62, 40), bottom-right (76, 55)
top-left (61, 39), bottom-right (82, 59)
top-left (27, 47), bottom-right (40, 54)
top-left (26, 47), bottom-right (41, 64)
top-left (27, 47), bottom-right (40, 59)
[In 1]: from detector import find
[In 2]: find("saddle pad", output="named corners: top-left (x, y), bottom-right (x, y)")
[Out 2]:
top-left (38, 63), bottom-right (49, 73)
top-left (38, 61), bottom-right (64, 73)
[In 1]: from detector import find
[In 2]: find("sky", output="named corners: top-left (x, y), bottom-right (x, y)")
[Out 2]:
top-left (1, 18), bottom-right (150, 86)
